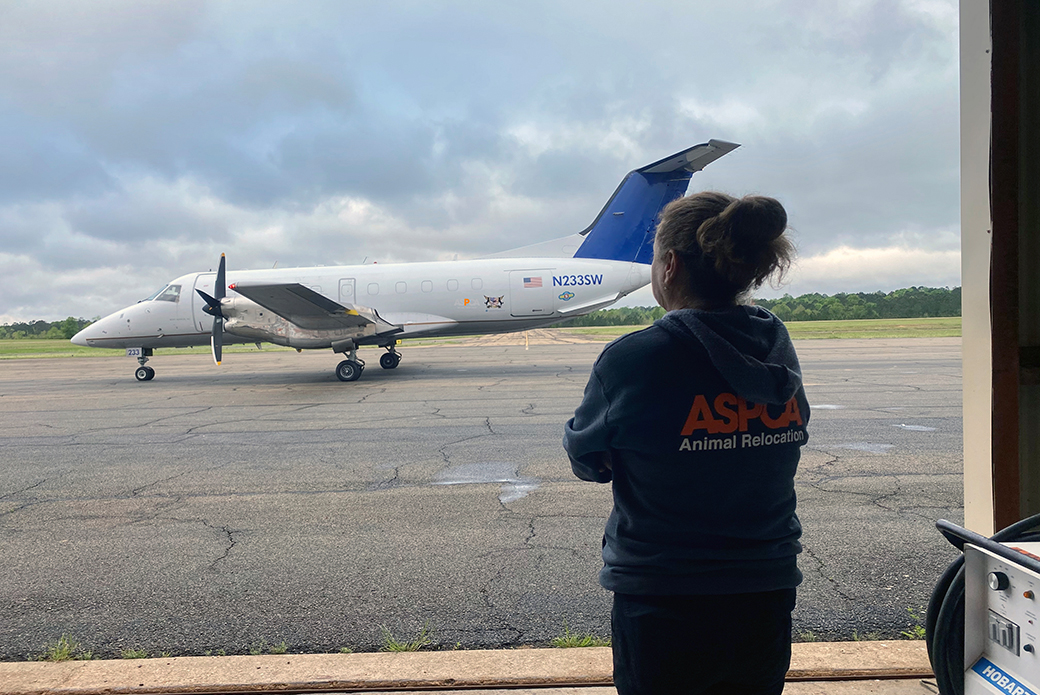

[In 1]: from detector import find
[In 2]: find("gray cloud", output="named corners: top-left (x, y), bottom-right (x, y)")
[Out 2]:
top-left (0, 0), bottom-right (961, 321)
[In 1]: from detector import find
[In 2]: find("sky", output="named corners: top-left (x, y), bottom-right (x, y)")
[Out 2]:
top-left (0, 0), bottom-right (960, 322)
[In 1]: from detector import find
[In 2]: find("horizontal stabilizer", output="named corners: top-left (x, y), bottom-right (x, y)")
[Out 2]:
top-left (638, 139), bottom-right (740, 174)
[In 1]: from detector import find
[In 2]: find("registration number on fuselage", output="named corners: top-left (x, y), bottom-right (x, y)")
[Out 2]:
top-left (552, 274), bottom-right (604, 287)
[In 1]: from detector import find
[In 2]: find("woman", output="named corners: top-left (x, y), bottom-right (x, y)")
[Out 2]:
top-left (563, 191), bottom-right (809, 695)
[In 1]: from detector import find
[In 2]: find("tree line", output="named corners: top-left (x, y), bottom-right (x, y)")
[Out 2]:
top-left (754, 286), bottom-right (960, 322)
top-left (0, 317), bottom-right (94, 340)
top-left (555, 286), bottom-right (961, 327)
top-left (2, 287), bottom-right (961, 339)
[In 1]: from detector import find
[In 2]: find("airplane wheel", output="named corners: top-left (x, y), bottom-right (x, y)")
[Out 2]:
top-left (145, 366), bottom-right (155, 380)
top-left (379, 352), bottom-right (400, 370)
top-left (336, 360), bottom-right (363, 382)
top-left (135, 367), bottom-right (152, 381)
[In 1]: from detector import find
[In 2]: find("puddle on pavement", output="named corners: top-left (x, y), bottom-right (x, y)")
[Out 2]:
top-left (433, 462), bottom-right (540, 503)
top-left (892, 424), bottom-right (937, 432)
top-left (834, 442), bottom-right (896, 454)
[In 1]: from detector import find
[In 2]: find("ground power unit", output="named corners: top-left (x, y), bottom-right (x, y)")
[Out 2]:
top-left (929, 518), bottom-right (1040, 695)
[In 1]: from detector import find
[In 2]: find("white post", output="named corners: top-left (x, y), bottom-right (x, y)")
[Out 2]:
top-left (960, 0), bottom-right (995, 535)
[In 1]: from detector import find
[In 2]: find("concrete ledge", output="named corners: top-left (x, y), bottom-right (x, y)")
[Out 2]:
top-left (0, 641), bottom-right (932, 695)
top-left (788, 640), bottom-right (932, 681)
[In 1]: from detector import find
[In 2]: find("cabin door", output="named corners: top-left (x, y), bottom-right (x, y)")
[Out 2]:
top-left (508, 271), bottom-right (554, 317)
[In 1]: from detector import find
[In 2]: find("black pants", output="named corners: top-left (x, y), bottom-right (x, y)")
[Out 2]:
top-left (611, 589), bottom-right (796, 695)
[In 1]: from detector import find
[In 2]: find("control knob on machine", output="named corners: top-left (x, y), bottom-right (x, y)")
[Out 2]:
top-left (988, 571), bottom-right (1011, 591)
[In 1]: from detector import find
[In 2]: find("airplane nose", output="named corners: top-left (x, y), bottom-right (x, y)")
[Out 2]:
top-left (70, 327), bottom-right (92, 346)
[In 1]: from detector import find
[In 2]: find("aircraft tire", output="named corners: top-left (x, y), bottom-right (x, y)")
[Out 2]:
top-left (145, 367), bottom-right (155, 380)
top-left (336, 360), bottom-right (363, 382)
top-left (135, 367), bottom-right (151, 382)
top-left (379, 352), bottom-right (400, 370)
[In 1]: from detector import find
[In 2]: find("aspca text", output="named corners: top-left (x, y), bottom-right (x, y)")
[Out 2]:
top-left (681, 393), bottom-right (803, 435)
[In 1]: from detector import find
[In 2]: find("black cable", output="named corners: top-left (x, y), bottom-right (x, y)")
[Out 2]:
top-left (926, 515), bottom-right (1040, 695)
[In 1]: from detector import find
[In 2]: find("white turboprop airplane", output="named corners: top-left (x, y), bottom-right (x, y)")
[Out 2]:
top-left (72, 140), bottom-right (739, 382)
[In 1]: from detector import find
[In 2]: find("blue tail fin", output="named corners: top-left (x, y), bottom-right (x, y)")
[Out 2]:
top-left (572, 140), bottom-right (739, 264)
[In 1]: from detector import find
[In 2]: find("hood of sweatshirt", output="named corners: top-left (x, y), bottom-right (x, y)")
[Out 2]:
top-left (655, 306), bottom-right (802, 405)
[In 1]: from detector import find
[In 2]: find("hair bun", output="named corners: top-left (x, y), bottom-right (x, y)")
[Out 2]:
top-left (724, 196), bottom-right (788, 246)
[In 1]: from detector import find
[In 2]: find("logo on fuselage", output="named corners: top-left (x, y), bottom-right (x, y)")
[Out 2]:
top-left (559, 291), bottom-right (575, 301)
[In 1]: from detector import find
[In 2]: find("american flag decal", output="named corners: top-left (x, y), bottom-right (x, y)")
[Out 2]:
top-left (523, 277), bottom-right (542, 288)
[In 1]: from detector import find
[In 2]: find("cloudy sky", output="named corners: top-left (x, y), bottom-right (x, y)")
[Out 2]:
top-left (0, 0), bottom-right (959, 322)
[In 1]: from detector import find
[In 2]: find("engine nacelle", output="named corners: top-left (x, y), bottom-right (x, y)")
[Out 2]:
top-left (222, 297), bottom-right (380, 349)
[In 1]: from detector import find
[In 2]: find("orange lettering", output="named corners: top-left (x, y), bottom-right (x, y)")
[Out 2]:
top-left (737, 398), bottom-right (764, 431)
top-left (713, 393), bottom-right (738, 434)
top-left (782, 397), bottom-right (804, 426)
top-left (761, 402), bottom-right (786, 428)
top-left (761, 396), bottom-right (804, 428)
top-left (680, 395), bottom-right (720, 435)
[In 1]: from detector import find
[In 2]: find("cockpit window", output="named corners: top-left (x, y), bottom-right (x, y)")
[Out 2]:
top-left (152, 284), bottom-right (181, 302)
top-left (143, 286), bottom-right (167, 302)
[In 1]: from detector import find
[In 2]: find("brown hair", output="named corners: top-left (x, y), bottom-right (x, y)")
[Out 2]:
top-left (654, 191), bottom-right (793, 306)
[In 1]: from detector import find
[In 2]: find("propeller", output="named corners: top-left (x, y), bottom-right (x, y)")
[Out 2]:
top-left (195, 253), bottom-right (226, 366)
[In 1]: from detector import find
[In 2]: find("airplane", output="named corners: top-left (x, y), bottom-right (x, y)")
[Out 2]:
top-left (71, 139), bottom-right (739, 382)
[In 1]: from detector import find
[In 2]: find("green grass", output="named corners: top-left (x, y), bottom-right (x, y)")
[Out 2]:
top-left (0, 317), bottom-right (962, 360)
top-left (901, 608), bottom-right (927, 640)
top-left (36, 635), bottom-right (93, 662)
top-left (379, 623), bottom-right (434, 652)
top-left (0, 339), bottom-right (297, 360)
top-left (549, 624), bottom-right (611, 648)
top-left (120, 648), bottom-right (150, 659)
top-left (561, 316), bottom-right (961, 341)
top-left (785, 316), bottom-right (960, 340)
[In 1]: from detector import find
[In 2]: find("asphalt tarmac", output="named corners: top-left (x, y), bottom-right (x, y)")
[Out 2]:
top-left (0, 333), bottom-right (962, 660)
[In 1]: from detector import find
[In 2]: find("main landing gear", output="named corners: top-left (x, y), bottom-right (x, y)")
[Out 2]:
top-left (335, 345), bottom-right (401, 382)
top-left (336, 358), bottom-right (364, 382)
top-left (134, 349), bottom-right (155, 382)
top-left (379, 347), bottom-right (401, 370)
top-left (334, 340), bottom-right (366, 382)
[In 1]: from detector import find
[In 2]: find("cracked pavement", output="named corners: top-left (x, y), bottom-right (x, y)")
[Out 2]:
top-left (0, 336), bottom-right (962, 659)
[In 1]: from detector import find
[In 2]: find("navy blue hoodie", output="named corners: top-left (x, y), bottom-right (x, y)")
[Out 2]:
top-left (564, 306), bottom-right (809, 595)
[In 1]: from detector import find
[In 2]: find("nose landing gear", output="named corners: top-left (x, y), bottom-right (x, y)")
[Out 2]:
top-left (134, 349), bottom-right (155, 381)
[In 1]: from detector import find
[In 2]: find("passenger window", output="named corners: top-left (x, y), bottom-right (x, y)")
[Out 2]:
top-left (421, 280), bottom-right (433, 293)
top-left (471, 278), bottom-right (482, 290)
top-left (447, 279), bottom-right (459, 291)
top-left (368, 283), bottom-right (379, 295)
top-left (156, 284), bottom-right (181, 302)
top-left (396, 281), bottom-right (407, 294)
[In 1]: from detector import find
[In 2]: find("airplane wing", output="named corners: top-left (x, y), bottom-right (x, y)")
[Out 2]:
top-left (229, 282), bottom-right (397, 332)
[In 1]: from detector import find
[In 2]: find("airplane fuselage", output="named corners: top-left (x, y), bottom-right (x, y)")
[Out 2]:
top-left (71, 139), bottom-right (740, 381)
top-left (78, 257), bottom-right (651, 351)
